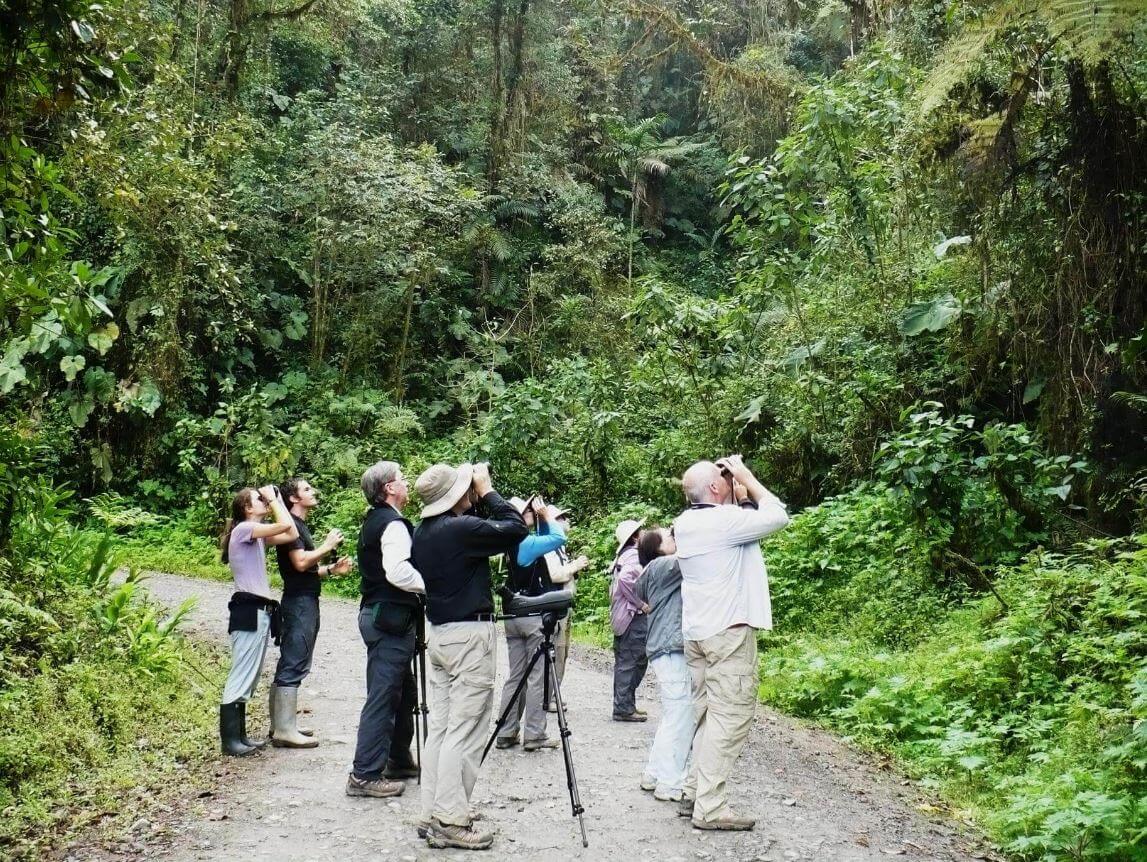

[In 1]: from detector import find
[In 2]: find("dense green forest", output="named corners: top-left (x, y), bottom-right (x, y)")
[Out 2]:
top-left (2, 0), bottom-right (1146, 858)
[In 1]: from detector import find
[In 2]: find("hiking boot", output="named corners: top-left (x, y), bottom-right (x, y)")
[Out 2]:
top-left (691, 814), bottom-right (756, 831)
top-left (612, 712), bottom-right (647, 722)
top-left (640, 774), bottom-right (656, 792)
top-left (494, 735), bottom-right (519, 749)
top-left (426, 818), bottom-right (494, 850)
top-left (523, 737), bottom-right (559, 752)
top-left (676, 797), bottom-right (695, 818)
top-left (385, 759), bottom-right (420, 779)
top-left (654, 786), bottom-right (683, 802)
top-left (345, 774), bottom-right (405, 798)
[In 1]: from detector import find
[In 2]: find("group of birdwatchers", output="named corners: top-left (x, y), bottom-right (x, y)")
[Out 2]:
top-left (217, 454), bottom-right (788, 850)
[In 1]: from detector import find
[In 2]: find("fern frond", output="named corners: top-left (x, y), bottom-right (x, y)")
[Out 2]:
top-left (921, 0), bottom-right (1145, 114)
top-left (1111, 391), bottom-right (1147, 413)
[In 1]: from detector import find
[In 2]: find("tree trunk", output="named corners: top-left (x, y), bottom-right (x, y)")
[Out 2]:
top-left (487, 0), bottom-right (505, 191)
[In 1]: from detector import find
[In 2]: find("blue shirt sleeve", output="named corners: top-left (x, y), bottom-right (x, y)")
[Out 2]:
top-left (516, 519), bottom-right (566, 566)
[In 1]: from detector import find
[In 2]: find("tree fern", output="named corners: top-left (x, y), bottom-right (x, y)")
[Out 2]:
top-left (921, 0), bottom-right (1145, 114)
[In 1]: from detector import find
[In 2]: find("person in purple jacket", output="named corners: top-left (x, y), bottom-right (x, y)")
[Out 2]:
top-left (610, 518), bottom-right (648, 721)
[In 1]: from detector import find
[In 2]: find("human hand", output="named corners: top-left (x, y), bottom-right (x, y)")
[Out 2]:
top-left (572, 555), bottom-right (590, 573)
top-left (330, 556), bottom-right (353, 576)
top-left (733, 479), bottom-right (750, 503)
top-left (472, 462), bottom-right (493, 496)
top-left (716, 454), bottom-right (754, 485)
top-left (257, 485), bottom-right (281, 505)
top-left (641, 602), bottom-right (652, 614)
top-left (323, 528), bottom-right (344, 550)
top-left (531, 496), bottom-right (548, 521)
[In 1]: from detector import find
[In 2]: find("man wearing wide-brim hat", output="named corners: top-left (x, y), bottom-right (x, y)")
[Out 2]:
top-left (610, 517), bottom-right (649, 721)
top-left (411, 462), bottom-right (528, 851)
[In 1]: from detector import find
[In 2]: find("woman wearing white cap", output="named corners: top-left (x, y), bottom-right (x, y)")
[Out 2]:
top-left (609, 518), bottom-right (649, 721)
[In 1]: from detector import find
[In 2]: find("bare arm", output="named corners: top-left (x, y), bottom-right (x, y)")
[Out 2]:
top-left (257, 488), bottom-right (300, 546)
top-left (288, 527), bottom-right (344, 571)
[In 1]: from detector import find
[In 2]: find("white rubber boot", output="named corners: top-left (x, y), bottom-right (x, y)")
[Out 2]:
top-left (270, 685), bottom-right (319, 748)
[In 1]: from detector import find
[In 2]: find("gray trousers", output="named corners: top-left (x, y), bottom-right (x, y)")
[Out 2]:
top-left (221, 609), bottom-right (270, 705)
top-left (612, 613), bottom-right (649, 715)
top-left (352, 606), bottom-right (416, 780)
top-left (273, 592), bottom-right (320, 687)
top-left (545, 620), bottom-right (569, 709)
top-left (497, 616), bottom-right (547, 742)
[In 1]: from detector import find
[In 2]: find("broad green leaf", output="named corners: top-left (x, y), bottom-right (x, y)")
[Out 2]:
top-left (899, 295), bottom-right (962, 337)
top-left (60, 354), bottom-right (86, 381)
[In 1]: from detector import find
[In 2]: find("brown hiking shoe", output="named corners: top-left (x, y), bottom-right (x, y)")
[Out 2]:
top-left (691, 814), bottom-right (756, 831)
top-left (523, 737), bottom-right (559, 751)
top-left (426, 818), bottom-right (494, 850)
top-left (345, 774), bottom-right (405, 798)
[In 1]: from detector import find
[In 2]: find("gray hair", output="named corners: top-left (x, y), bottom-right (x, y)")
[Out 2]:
top-left (361, 460), bottom-right (401, 506)
top-left (682, 460), bottom-right (723, 504)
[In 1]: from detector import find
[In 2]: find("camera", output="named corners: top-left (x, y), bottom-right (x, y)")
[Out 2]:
top-left (498, 586), bottom-right (573, 620)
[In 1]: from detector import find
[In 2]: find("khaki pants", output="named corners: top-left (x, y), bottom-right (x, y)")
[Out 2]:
top-left (419, 621), bottom-right (496, 827)
top-left (682, 625), bottom-right (758, 821)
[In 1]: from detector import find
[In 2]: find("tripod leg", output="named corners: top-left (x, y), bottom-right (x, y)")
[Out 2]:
top-left (481, 643), bottom-right (546, 765)
top-left (545, 643), bottom-right (588, 848)
top-left (412, 652), bottom-right (422, 779)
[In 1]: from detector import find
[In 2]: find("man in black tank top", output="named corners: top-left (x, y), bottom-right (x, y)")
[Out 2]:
top-left (345, 461), bottom-right (426, 800)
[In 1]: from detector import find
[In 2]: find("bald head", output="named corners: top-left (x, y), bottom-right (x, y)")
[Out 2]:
top-left (683, 460), bottom-right (728, 505)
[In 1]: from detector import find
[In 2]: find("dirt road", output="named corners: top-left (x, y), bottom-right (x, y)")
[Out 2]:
top-left (91, 573), bottom-right (990, 862)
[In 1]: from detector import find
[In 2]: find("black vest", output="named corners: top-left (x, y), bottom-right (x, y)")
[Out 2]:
top-left (506, 549), bottom-right (555, 598)
top-left (358, 505), bottom-right (421, 609)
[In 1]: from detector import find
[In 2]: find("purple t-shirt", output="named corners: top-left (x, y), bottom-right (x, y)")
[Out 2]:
top-left (229, 520), bottom-right (271, 598)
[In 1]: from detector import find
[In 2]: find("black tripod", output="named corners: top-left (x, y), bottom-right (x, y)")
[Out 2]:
top-left (482, 610), bottom-right (588, 847)
top-left (411, 610), bottom-right (430, 778)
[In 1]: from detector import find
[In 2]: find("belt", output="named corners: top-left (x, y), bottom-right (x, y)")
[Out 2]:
top-left (449, 612), bottom-right (496, 623)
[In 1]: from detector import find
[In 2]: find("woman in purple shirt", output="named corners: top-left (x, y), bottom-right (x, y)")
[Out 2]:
top-left (218, 485), bottom-right (298, 756)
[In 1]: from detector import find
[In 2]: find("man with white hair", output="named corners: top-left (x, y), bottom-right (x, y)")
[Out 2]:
top-left (672, 455), bottom-right (789, 831)
top-left (347, 461), bottom-right (424, 800)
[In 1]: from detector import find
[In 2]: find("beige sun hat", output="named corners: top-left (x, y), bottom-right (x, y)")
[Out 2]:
top-left (614, 518), bottom-right (645, 554)
top-left (417, 463), bottom-right (475, 518)
top-left (547, 504), bottom-right (570, 521)
top-left (507, 494), bottom-right (538, 515)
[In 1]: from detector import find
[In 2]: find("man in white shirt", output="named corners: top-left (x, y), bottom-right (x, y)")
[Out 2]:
top-left (671, 454), bottom-right (789, 830)
top-left (347, 460), bottom-right (426, 799)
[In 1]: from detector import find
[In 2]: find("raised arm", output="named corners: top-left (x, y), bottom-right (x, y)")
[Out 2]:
top-left (252, 486), bottom-right (300, 544)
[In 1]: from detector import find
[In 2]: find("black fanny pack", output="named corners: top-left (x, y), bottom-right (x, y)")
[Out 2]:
top-left (228, 592), bottom-right (282, 645)
top-left (371, 601), bottom-right (417, 635)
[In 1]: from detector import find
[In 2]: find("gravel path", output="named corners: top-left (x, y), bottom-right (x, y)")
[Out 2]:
top-left (112, 573), bottom-right (990, 862)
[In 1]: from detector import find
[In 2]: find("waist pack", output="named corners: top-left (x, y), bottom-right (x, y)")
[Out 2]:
top-left (228, 592), bottom-right (282, 645)
top-left (371, 601), bottom-right (417, 636)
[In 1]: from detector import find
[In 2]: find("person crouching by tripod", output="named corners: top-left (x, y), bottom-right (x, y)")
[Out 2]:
top-left (413, 462), bottom-right (528, 851)
top-left (494, 495), bottom-right (568, 752)
top-left (610, 518), bottom-right (649, 722)
top-left (346, 461), bottom-right (425, 799)
top-left (543, 505), bottom-right (590, 712)
top-left (271, 477), bottom-right (352, 749)
top-left (219, 486), bottom-right (298, 756)
top-left (634, 527), bottom-right (691, 802)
